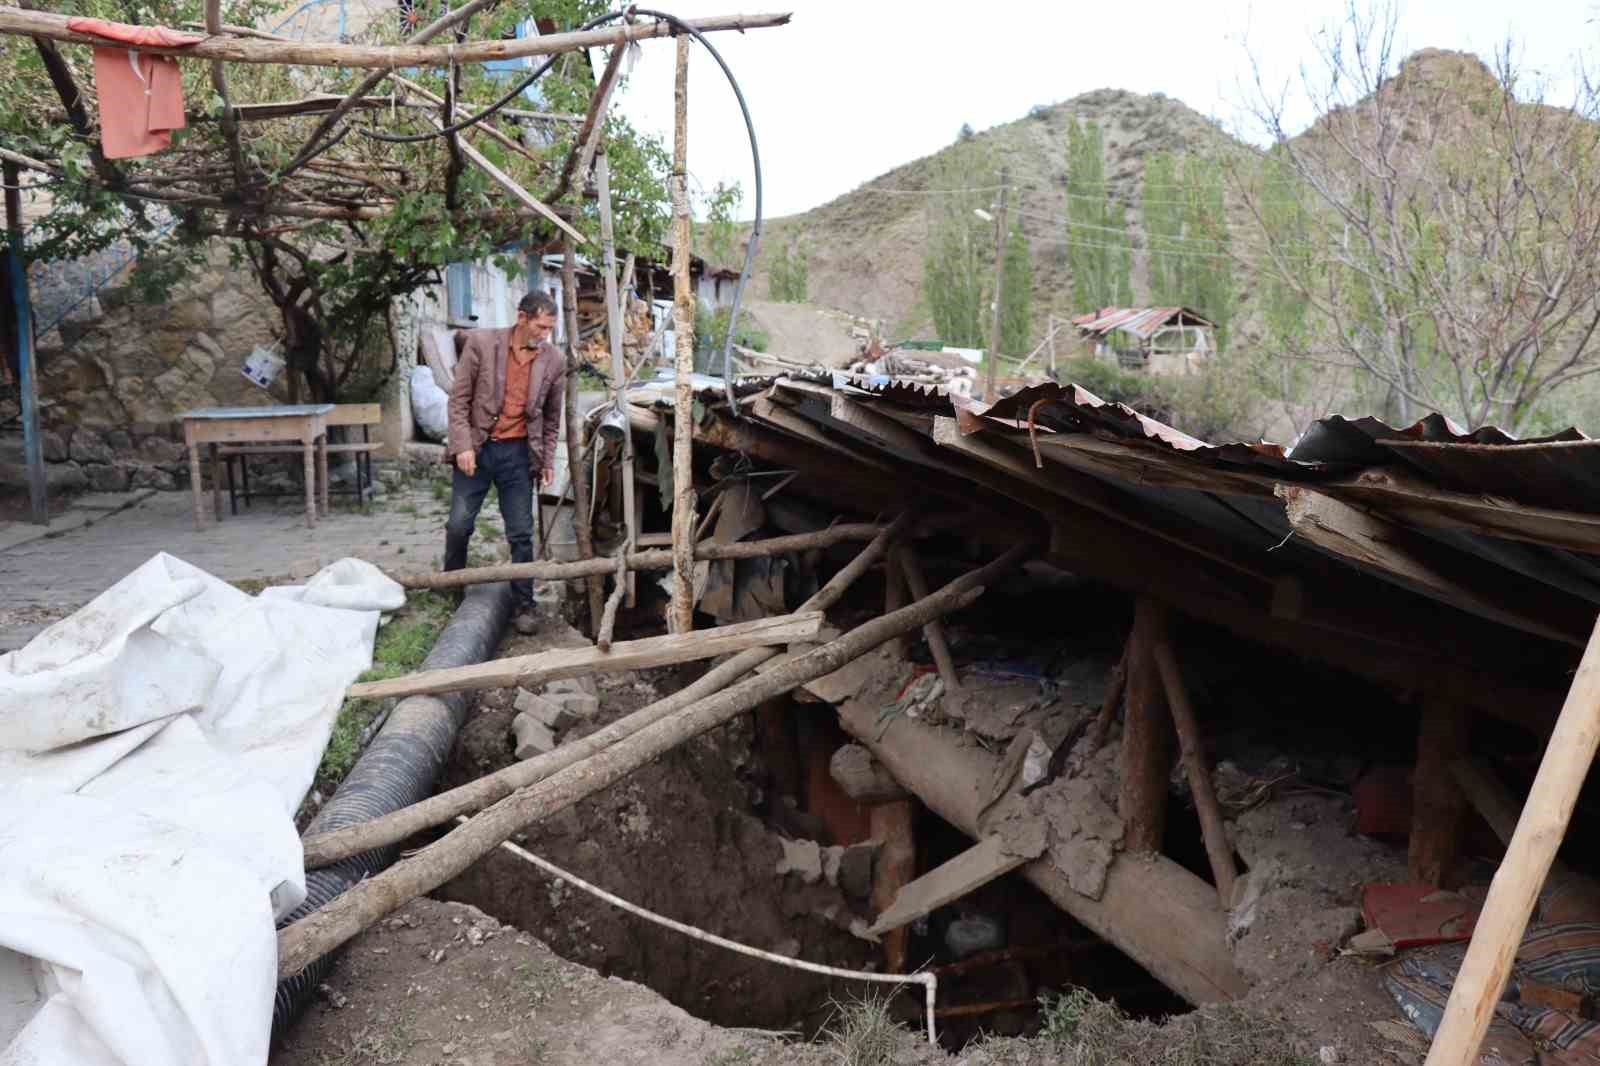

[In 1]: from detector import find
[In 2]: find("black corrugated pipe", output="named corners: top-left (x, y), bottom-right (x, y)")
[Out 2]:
top-left (271, 581), bottom-right (513, 1035)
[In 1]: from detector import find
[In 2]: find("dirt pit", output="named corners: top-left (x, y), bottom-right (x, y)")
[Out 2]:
top-left (434, 613), bottom-right (883, 1036)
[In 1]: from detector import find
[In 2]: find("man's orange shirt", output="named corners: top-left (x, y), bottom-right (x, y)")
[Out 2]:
top-left (489, 330), bottom-right (539, 441)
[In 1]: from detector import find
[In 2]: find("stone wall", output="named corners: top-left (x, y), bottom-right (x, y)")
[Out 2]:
top-left (35, 245), bottom-right (287, 431)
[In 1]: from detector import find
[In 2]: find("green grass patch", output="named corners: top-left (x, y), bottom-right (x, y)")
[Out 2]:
top-left (315, 590), bottom-right (454, 787)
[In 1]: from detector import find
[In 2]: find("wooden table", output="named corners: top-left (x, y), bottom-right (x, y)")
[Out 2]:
top-left (181, 405), bottom-right (333, 530)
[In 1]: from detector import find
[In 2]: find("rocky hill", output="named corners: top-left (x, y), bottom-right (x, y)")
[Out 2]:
top-left (742, 88), bottom-right (1248, 342)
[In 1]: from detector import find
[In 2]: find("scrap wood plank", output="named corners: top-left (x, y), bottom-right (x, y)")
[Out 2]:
top-left (868, 835), bottom-right (1033, 936)
top-left (347, 611), bottom-right (823, 699)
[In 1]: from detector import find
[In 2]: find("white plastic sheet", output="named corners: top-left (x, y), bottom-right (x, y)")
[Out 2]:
top-left (0, 553), bottom-right (402, 1066)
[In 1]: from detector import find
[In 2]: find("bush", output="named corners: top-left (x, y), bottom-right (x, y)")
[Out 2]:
top-left (695, 302), bottom-right (769, 361)
top-left (1059, 354), bottom-right (1257, 443)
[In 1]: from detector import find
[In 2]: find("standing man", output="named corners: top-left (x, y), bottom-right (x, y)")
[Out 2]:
top-left (445, 290), bottom-right (565, 634)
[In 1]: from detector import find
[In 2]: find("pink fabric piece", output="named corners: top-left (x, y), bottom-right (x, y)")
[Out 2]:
top-left (65, 17), bottom-right (204, 48)
top-left (66, 18), bottom-right (201, 160)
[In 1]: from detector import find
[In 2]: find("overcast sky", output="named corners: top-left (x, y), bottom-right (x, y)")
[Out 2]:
top-left (611, 0), bottom-right (1597, 220)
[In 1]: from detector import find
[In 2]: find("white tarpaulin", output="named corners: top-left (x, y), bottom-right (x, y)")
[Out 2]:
top-left (0, 553), bottom-right (404, 1066)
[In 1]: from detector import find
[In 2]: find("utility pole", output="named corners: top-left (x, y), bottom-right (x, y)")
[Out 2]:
top-left (985, 167), bottom-right (1007, 403)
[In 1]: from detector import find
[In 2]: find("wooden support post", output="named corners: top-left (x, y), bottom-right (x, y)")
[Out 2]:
top-left (1088, 640), bottom-right (1130, 753)
top-left (3, 160), bottom-right (45, 525)
top-left (872, 799), bottom-right (916, 973)
top-left (885, 554), bottom-right (910, 660)
top-left (1423, 616), bottom-right (1600, 1066)
top-left (595, 150), bottom-right (636, 607)
top-left (895, 546), bottom-right (961, 696)
top-left (1150, 618), bottom-right (1237, 906)
top-left (1409, 697), bottom-right (1470, 887)
top-left (596, 549), bottom-right (627, 652)
top-left (668, 35), bottom-right (696, 634)
top-left (561, 234), bottom-right (605, 635)
top-left (1119, 598), bottom-right (1172, 853)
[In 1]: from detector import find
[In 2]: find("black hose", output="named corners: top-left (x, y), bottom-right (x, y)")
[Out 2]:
top-left (271, 581), bottom-right (512, 1036)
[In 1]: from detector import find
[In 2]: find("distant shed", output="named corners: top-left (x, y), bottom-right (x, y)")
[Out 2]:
top-left (1072, 307), bottom-right (1214, 375)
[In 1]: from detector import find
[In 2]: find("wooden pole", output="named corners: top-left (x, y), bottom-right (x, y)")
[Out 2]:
top-left (0, 8), bottom-right (792, 68)
top-left (1119, 598), bottom-right (1172, 852)
top-left (300, 514), bottom-right (915, 870)
top-left (1409, 696), bottom-right (1469, 887)
top-left (894, 546), bottom-right (961, 696)
top-left (871, 799), bottom-right (916, 972)
top-left (561, 233), bottom-right (605, 635)
top-left (1422, 615), bottom-right (1600, 1066)
top-left (1149, 620), bottom-right (1237, 906)
top-left (277, 542), bottom-right (1028, 977)
top-left (984, 166), bottom-right (1006, 403)
top-left (1088, 640), bottom-right (1129, 752)
top-left (596, 549), bottom-right (627, 652)
top-left (595, 150), bottom-right (637, 607)
top-left (668, 35), bottom-right (697, 634)
top-left (3, 160), bottom-right (45, 525)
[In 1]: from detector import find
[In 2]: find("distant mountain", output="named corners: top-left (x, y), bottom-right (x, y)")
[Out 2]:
top-left (741, 88), bottom-right (1248, 341)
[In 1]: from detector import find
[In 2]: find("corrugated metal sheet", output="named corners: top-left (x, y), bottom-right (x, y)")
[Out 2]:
top-left (1071, 306), bottom-right (1214, 338)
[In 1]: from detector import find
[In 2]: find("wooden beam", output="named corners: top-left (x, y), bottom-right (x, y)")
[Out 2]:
top-left (449, 125), bottom-right (586, 245)
top-left (1119, 599), bottom-right (1172, 853)
top-left (837, 682), bottom-right (1249, 1006)
top-left (347, 611), bottom-right (824, 699)
top-left (895, 546), bottom-right (961, 696)
top-left (391, 74), bottom-right (541, 165)
top-left (397, 523), bottom-right (888, 588)
top-left (1277, 486), bottom-right (1589, 647)
top-left (1327, 468), bottom-right (1600, 556)
top-left (869, 835), bottom-right (1030, 936)
top-left (750, 397), bottom-right (900, 474)
top-left (0, 8), bottom-right (793, 68)
top-left (551, 35), bottom-right (627, 202)
top-left (596, 151), bottom-right (635, 604)
top-left (668, 35), bottom-right (696, 634)
top-left (1150, 616), bottom-right (1237, 905)
top-left (1423, 614), bottom-right (1600, 1066)
top-left (561, 233), bottom-right (605, 636)
top-left (1409, 697), bottom-right (1470, 887)
top-left (872, 799), bottom-right (916, 972)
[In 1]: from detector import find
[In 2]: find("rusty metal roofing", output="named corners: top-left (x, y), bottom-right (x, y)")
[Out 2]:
top-left (1070, 307), bottom-right (1215, 338)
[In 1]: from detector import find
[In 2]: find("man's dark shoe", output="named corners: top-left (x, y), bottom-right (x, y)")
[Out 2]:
top-left (512, 607), bottom-right (538, 635)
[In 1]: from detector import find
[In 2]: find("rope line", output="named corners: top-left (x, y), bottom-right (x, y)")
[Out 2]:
top-left (457, 816), bottom-right (939, 1044)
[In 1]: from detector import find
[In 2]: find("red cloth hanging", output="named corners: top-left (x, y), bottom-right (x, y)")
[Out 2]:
top-left (65, 18), bottom-right (203, 160)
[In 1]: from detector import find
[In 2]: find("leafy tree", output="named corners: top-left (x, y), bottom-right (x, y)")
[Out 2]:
top-left (698, 180), bottom-right (743, 264)
top-left (1237, 4), bottom-right (1600, 430)
top-left (767, 238), bottom-right (809, 303)
top-left (920, 144), bottom-right (994, 347)
top-left (1000, 226), bottom-right (1032, 356)
top-left (958, 123), bottom-right (976, 142)
top-left (1065, 119), bottom-right (1131, 312)
top-left (1142, 151), bottom-right (1234, 350)
top-left (1, 0), bottom-right (671, 401)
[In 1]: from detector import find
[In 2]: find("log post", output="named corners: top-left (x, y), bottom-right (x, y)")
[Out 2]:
top-left (1088, 640), bottom-right (1129, 753)
top-left (1409, 696), bottom-right (1470, 887)
top-left (1119, 598), bottom-right (1172, 853)
top-left (885, 554), bottom-right (910, 660)
top-left (277, 542), bottom-right (1031, 977)
top-left (561, 233), bottom-right (605, 634)
top-left (872, 799), bottom-right (917, 973)
top-left (1423, 615), bottom-right (1600, 1066)
top-left (895, 546), bottom-right (961, 697)
top-left (668, 35), bottom-right (697, 633)
top-left (595, 149), bottom-right (636, 607)
top-left (1150, 618), bottom-right (1237, 906)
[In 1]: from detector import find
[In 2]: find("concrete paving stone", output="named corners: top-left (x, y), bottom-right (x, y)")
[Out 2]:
top-left (513, 689), bottom-right (572, 730)
top-left (540, 689), bottom-right (599, 720)
top-left (511, 712), bottom-right (557, 758)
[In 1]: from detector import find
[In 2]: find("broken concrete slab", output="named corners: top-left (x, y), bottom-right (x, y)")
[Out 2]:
top-left (829, 743), bottom-right (908, 804)
top-left (539, 689), bottom-right (599, 720)
top-left (775, 837), bottom-right (823, 884)
top-left (511, 713), bottom-right (557, 759)
top-left (513, 689), bottom-right (573, 730)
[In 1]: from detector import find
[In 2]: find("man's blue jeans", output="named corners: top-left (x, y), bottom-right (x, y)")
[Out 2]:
top-left (444, 439), bottom-right (535, 606)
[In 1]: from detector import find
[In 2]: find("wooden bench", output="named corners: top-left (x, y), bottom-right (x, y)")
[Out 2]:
top-left (221, 403), bottom-right (383, 513)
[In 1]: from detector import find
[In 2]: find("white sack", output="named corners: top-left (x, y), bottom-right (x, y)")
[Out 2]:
top-left (0, 552), bottom-right (390, 1066)
top-left (410, 362), bottom-right (450, 442)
